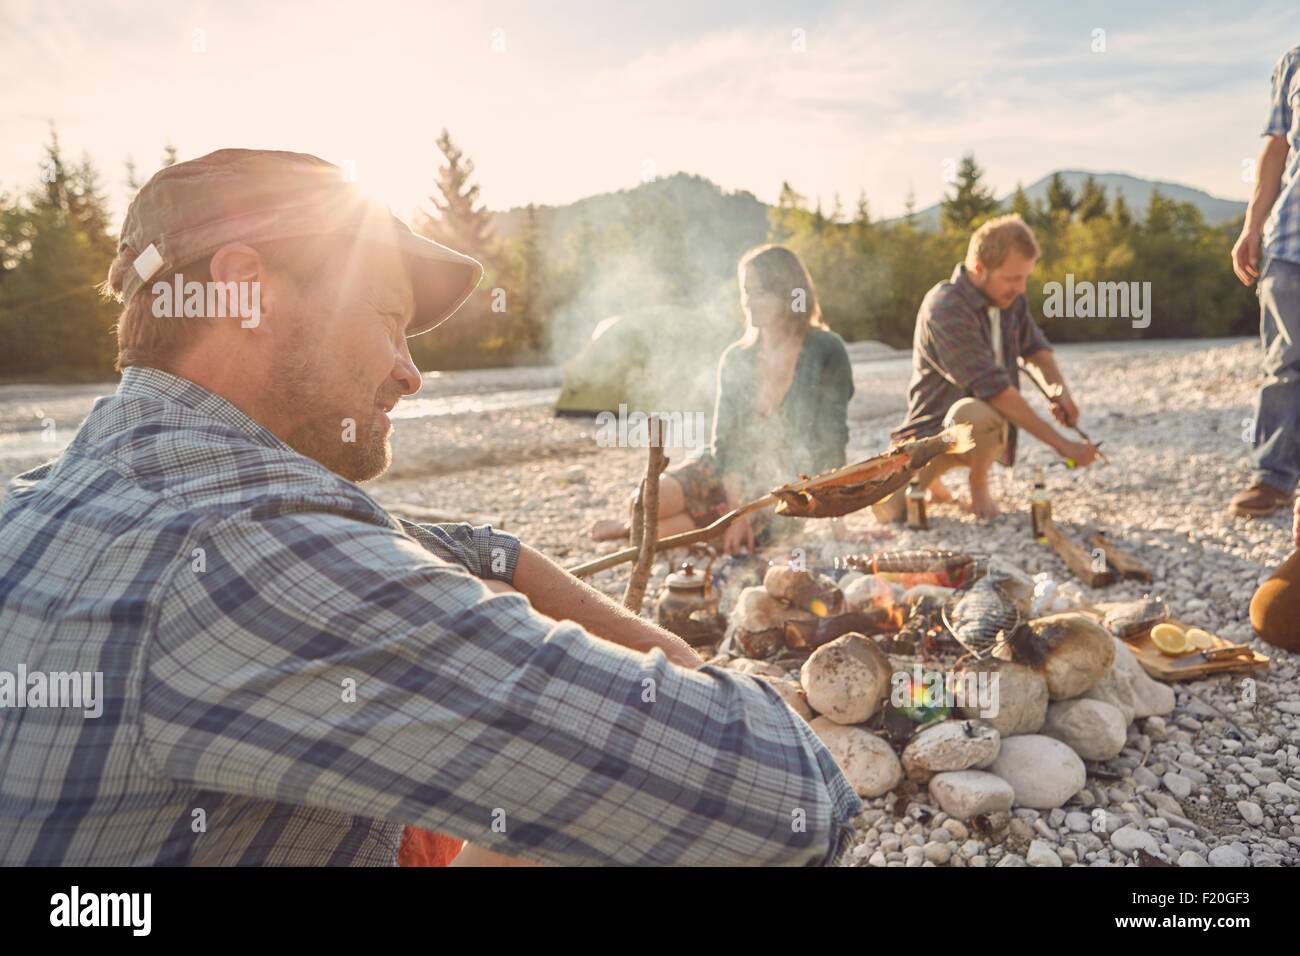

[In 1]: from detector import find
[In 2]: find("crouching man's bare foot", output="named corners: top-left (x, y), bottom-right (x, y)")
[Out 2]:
top-left (589, 518), bottom-right (630, 541)
top-left (927, 478), bottom-right (954, 505)
top-left (957, 467), bottom-right (1000, 519)
top-left (963, 481), bottom-right (999, 519)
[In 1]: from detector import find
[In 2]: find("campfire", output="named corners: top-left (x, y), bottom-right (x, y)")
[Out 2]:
top-left (720, 548), bottom-right (978, 667)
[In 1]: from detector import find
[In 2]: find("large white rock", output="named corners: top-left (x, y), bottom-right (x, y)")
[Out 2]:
top-left (1000, 612), bottom-right (1115, 700)
top-left (928, 770), bottom-right (1016, 819)
top-left (763, 565), bottom-right (843, 614)
top-left (954, 659), bottom-right (1049, 736)
top-left (901, 720), bottom-right (1001, 781)
top-left (1042, 699), bottom-right (1128, 761)
top-left (800, 632), bottom-right (892, 724)
top-left (842, 575), bottom-right (903, 612)
top-left (810, 718), bottom-right (903, 798)
top-left (988, 735), bottom-right (1087, 809)
top-left (1082, 637), bottom-right (1176, 720)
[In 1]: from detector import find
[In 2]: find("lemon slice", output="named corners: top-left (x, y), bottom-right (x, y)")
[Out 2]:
top-left (1185, 628), bottom-right (1215, 650)
top-left (1150, 622), bottom-right (1188, 655)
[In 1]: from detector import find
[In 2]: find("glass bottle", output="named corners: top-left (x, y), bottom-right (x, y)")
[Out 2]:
top-left (905, 476), bottom-right (928, 529)
top-left (1030, 466), bottom-right (1051, 542)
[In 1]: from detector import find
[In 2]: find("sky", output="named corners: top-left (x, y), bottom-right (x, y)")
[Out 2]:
top-left (1, 0), bottom-right (1297, 227)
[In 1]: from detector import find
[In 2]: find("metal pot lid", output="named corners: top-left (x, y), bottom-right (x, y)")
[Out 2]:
top-left (665, 562), bottom-right (707, 589)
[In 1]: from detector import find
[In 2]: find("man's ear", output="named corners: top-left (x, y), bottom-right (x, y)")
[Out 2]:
top-left (209, 242), bottom-right (274, 334)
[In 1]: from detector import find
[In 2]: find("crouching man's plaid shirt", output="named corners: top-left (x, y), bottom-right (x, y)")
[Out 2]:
top-left (0, 367), bottom-right (860, 866)
top-left (892, 263), bottom-right (1053, 467)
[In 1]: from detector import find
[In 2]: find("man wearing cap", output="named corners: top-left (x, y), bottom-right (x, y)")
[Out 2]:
top-left (0, 149), bottom-right (860, 866)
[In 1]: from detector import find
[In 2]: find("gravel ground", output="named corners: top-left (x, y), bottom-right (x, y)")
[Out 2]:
top-left (378, 339), bottom-right (1300, 867)
top-left (3, 338), bottom-right (1297, 866)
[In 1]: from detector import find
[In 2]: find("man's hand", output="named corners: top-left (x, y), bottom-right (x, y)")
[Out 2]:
top-left (1057, 438), bottom-right (1098, 468)
top-left (722, 515), bottom-right (755, 555)
top-left (1050, 390), bottom-right (1080, 429)
top-left (1232, 227), bottom-right (1263, 286)
top-left (1233, 135), bottom-right (1289, 286)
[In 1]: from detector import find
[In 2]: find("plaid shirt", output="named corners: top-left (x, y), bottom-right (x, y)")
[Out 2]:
top-left (1263, 46), bottom-right (1300, 265)
top-left (0, 367), bottom-right (860, 866)
top-left (893, 263), bottom-right (1052, 467)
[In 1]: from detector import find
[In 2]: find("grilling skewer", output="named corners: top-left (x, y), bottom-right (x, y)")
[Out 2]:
top-left (1017, 359), bottom-right (1108, 466)
top-left (567, 423), bottom-right (974, 578)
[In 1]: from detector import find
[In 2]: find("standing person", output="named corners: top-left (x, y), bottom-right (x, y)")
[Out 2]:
top-left (876, 215), bottom-right (1096, 523)
top-left (1229, 46), bottom-right (1300, 518)
top-left (590, 244), bottom-right (855, 553)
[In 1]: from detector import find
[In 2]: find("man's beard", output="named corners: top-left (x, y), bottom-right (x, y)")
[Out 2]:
top-left (269, 340), bottom-right (392, 483)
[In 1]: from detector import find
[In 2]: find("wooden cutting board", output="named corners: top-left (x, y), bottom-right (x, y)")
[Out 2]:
top-left (1117, 618), bottom-right (1269, 682)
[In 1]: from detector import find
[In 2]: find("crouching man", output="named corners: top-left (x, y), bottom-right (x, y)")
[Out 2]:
top-left (875, 215), bottom-right (1098, 522)
top-left (0, 149), bottom-right (860, 866)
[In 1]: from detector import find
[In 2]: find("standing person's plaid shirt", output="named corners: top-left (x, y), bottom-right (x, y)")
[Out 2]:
top-left (0, 367), bottom-right (860, 866)
top-left (892, 263), bottom-right (1052, 467)
top-left (1263, 46), bottom-right (1300, 265)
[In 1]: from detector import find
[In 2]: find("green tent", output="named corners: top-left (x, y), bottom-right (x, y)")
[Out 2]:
top-left (554, 306), bottom-right (740, 417)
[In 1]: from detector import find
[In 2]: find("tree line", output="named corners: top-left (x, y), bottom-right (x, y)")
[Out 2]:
top-left (0, 135), bottom-right (1258, 383)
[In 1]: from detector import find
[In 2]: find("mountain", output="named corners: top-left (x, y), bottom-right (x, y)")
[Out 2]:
top-left (891, 170), bottom-right (1247, 231)
top-left (491, 172), bottom-right (768, 254)
top-left (489, 170), bottom-right (1247, 249)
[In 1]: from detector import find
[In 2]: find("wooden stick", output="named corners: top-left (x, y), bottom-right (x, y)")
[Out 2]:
top-left (622, 418), bottom-right (667, 612)
top-left (569, 493), bottom-right (776, 579)
top-left (1043, 518), bottom-right (1115, 588)
top-left (1018, 359), bottom-right (1108, 464)
top-left (1085, 530), bottom-right (1152, 582)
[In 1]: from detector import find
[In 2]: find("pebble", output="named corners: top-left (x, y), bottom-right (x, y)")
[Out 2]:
top-left (923, 842), bottom-right (951, 865)
top-left (1163, 773), bottom-right (1193, 799)
top-left (1238, 801), bottom-right (1265, 825)
top-left (1027, 840), bottom-right (1062, 867)
top-left (1110, 825), bottom-right (1160, 856)
top-left (1207, 846), bottom-right (1250, 867)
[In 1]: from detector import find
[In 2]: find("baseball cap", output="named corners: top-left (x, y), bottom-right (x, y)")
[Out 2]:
top-left (116, 148), bottom-right (483, 336)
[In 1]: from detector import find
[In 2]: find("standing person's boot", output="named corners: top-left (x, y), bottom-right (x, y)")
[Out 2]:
top-left (1228, 482), bottom-right (1293, 517)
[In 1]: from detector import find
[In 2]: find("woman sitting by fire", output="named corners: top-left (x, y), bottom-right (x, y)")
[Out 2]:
top-left (589, 243), bottom-right (855, 554)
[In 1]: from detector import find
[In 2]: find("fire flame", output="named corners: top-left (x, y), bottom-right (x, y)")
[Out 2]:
top-left (869, 577), bottom-right (908, 631)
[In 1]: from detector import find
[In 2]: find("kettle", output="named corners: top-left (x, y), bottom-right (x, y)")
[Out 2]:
top-left (655, 556), bottom-right (723, 646)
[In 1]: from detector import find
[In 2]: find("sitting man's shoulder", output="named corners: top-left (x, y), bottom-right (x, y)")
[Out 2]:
top-left (920, 276), bottom-right (975, 321)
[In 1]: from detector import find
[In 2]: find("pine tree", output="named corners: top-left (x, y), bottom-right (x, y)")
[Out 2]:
top-left (854, 190), bottom-right (871, 227)
top-left (1046, 172), bottom-right (1076, 218)
top-left (124, 157), bottom-right (142, 197)
top-left (516, 203), bottom-right (544, 352)
top-left (1111, 192), bottom-right (1132, 228)
top-left (1010, 183), bottom-right (1032, 220)
top-left (904, 185), bottom-right (917, 226)
top-left (777, 181), bottom-right (806, 210)
top-left (940, 154), bottom-right (998, 232)
top-left (0, 129), bottom-right (118, 377)
top-left (1077, 175), bottom-right (1108, 221)
top-left (417, 129), bottom-right (497, 258)
top-left (161, 141), bottom-right (179, 168)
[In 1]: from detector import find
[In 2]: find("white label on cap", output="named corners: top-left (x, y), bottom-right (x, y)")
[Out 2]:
top-left (133, 243), bottom-right (164, 282)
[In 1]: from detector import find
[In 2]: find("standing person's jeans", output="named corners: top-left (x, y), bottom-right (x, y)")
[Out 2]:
top-left (1251, 256), bottom-right (1300, 492)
